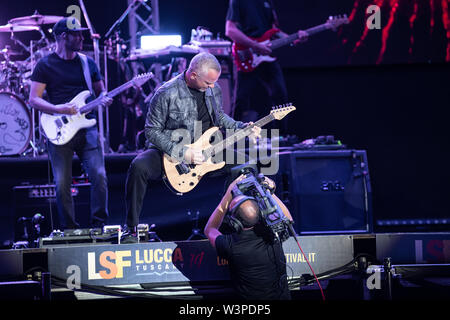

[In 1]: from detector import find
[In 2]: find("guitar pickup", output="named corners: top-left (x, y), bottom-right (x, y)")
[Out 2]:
top-left (61, 116), bottom-right (69, 124)
top-left (176, 162), bottom-right (191, 175)
top-left (54, 118), bottom-right (63, 128)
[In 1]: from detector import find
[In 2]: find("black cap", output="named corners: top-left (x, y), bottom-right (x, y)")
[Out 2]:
top-left (53, 17), bottom-right (89, 35)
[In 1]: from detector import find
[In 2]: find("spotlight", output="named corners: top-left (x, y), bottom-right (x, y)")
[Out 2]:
top-left (140, 34), bottom-right (182, 51)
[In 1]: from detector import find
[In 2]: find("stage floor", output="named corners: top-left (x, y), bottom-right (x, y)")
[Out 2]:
top-left (1, 232), bottom-right (450, 301)
top-left (2, 153), bottom-right (450, 302)
top-left (0, 152), bottom-right (230, 245)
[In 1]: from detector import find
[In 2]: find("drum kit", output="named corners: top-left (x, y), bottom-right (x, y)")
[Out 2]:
top-left (0, 13), bottom-right (61, 156)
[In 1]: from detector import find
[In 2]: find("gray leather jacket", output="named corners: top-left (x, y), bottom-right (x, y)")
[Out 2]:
top-left (145, 72), bottom-right (245, 160)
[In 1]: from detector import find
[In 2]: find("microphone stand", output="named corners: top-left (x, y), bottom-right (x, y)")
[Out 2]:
top-left (79, 0), bottom-right (110, 154)
top-left (102, 0), bottom-right (147, 153)
top-left (105, 0), bottom-right (143, 39)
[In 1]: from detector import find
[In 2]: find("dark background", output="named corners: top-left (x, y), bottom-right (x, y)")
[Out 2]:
top-left (1, 0), bottom-right (450, 242)
top-left (2, 0), bottom-right (449, 67)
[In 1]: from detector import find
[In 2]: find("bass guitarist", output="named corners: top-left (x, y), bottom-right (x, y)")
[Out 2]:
top-left (225, 0), bottom-right (308, 134)
top-left (29, 17), bottom-right (113, 230)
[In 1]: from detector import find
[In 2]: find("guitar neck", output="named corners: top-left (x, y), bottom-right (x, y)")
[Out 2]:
top-left (269, 23), bottom-right (330, 50)
top-left (207, 114), bottom-right (275, 156)
top-left (79, 80), bottom-right (134, 114)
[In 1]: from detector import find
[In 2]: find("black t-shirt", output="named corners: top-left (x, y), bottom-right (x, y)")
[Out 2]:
top-left (226, 0), bottom-right (275, 38)
top-left (188, 87), bottom-right (212, 134)
top-left (31, 52), bottom-right (102, 105)
top-left (215, 225), bottom-right (291, 300)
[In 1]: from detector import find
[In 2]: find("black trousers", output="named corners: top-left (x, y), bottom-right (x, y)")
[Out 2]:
top-left (124, 147), bottom-right (249, 227)
top-left (234, 61), bottom-right (289, 134)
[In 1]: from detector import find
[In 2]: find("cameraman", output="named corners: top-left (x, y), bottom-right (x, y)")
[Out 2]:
top-left (204, 174), bottom-right (294, 300)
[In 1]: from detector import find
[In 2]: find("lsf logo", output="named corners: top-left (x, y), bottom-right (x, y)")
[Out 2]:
top-left (366, 266), bottom-right (382, 290)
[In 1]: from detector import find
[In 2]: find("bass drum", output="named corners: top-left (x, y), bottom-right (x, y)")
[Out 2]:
top-left (0, 92), bottom-right (32, 156)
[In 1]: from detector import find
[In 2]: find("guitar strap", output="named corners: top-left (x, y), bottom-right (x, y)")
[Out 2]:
top-left (77, 52), bottom-right (94, 96)
top-left (268, 0), bottom-right (280, 28)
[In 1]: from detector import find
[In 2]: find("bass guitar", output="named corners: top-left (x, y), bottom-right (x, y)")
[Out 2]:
top-left (232, 15), bottom-right (349, 72)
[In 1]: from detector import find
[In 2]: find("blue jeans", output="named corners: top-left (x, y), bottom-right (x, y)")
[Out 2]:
top-left (47, 128), bottom-right (108, 229)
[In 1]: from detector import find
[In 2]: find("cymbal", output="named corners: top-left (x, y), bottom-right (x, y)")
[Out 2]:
top-left (0, 24), bottom-right (40, 32)
top-left (0, 47), bottom-right (25, 56)
top-left (9, 14), bottom-right (63, 26)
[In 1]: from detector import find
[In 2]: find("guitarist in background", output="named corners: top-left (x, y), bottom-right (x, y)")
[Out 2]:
top-left (29, 17), bottom-right (113, 230)
top-left (123, 52), bottom-right (260, 243)
top-left (225, 0), bottom-right (308, 134)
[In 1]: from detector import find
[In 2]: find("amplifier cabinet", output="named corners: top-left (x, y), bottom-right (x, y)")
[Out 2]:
top-left (12, 183), bottom-right (91, 240)
top-left (273, 150), bottom-right (372, 234)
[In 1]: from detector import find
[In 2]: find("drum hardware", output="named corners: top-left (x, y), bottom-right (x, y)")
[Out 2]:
top-left (8, 12), bottom-right (63, 27)
top-left (0, 23), bottom-right (37, 54)
top-left (1, 46), bottom-right (26, 58)
top-left (0, 24), bottom-right (40, 33)
top-left (0, 13), bottom-right (63, 157)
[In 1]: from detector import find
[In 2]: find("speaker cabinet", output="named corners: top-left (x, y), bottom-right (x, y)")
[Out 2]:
top-left (12, 183), bottom-right (91, 240)
top-left (218, 76), bottom-right (233, 116)
top-left (273, 150), bottom-right (372, 234)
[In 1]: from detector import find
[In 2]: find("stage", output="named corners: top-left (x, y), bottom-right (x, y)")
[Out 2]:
top-left (0, 149), bottom-right (449, 302)
top-left (1, 0), bottom-right (450, 309)
top-left (0, 152), bottom-right (231, 245)
top-left (1, 232), bottom-right (450, 302)
top-left (0, 148), bottom-right (450, 303)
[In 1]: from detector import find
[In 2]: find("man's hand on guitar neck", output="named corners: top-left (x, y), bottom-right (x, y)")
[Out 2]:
top-left (276, 29), bottom-right (308, 46)
top-left (98, 91), bottom-right (114, 108)
top-left (245, 122), bottom-right (262, 144)
top-left (293, 30), bottom-right (308, 45)
top-left (251, 30), bottom-right (308, 55)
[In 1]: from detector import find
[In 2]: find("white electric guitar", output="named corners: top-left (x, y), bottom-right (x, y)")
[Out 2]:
top-left (40, 73), bottom-right (153, 145)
